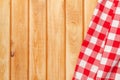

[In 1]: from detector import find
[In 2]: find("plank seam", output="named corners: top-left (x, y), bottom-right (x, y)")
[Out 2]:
top-left (28, 0), bottom-right (30, 80)
top-left (10, 0), bottom-right (12, 79)
top-left (64, 0), bottom-right (66, 79)
top-left (46, 0), bottom-right (48, 79)
top-left (83, 0), bottom-right (85, 39)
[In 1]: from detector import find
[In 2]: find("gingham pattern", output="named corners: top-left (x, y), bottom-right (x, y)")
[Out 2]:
top-left (72, 0), bottom-right (120, 80)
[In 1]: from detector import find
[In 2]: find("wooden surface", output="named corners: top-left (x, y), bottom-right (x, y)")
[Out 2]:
top-left (0, 0), bottom-right (97, 80)
top-left (47, 0), bottom-right (66, 80)
top-left (0, 0), bottom-right (10, 80)
top-left (11, 0), bottom-right (28, 80)
top-left (29, 0), bottom-right (46, 80)
top-left (66, 0), bottom-right (83, 80)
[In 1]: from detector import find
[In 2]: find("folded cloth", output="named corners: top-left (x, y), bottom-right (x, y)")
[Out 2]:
top-left (72, 0), bottom-right (120, 80)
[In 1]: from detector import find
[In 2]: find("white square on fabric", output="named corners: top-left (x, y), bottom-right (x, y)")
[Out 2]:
top-left (104, 45), bottom-right (112, 52)
top-left (108, 33), bottom-right (116, 40)
top-left (85, 48), bottom-right (92, 56)
top-left (96, 53), bottom-right (102, 60)
top-left (97, 70), bottom-right (103, 78)
top-left (88, 21), bottom-right (92, 28)
top-left (90, 36), bottom-right (97, 44)
top-left (101, 41), bottom-right (105, 48)
top-left (87, 77), bottom-right (93, 80)
top-left (93, 8), bottom-right (98, 15)
top-left (105, 1), bottom-right (113, 9)
top-left (101, 57), bottom-right (107, 65)
top-left (91, 65), bottom-right (98, 73)
top-left (96, 25), bottom-right (102, 32)
top-left (115, 73), bottom-right (120, 80)
top-left (79, 60), bottom-right (87, 68)
top-left (118, 61), bottom-right (120, 67)
top-left (111, 20), bottom-right (119, 27)
top-left (98, 0), bottom-right (102, 3)
top-left (116, 48), bottom-right (120, 55)
top-left (115, 7), bottom-right (120, 14)
top-left (106, 72), bottom-right (111, 78)
top-left (112, 61), bottom-right (117, 67)
top-left (75, 72), bottom-right (82, 79)
top-left (101, 13), bottom-right (107, 20)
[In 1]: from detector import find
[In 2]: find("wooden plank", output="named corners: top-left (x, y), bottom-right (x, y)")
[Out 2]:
top-left (10, 0), bottom-right (28, 80)
top-left (47, 0), bottom-right (66, 80)
top-left (84, 0), bottom-right (98, 36)
top-left (66, 0), bottom-right (83, 80)
top-left (0, 0), bottom-right (10, 80)
top-left (29, 0), bottom-right (46, 80)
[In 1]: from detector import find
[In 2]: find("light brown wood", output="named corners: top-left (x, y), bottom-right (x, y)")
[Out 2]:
top-left (84, 0), bottom-right (98, 37)
top-left (0, 0), bottom-right (10, 80)
top-left (47, 0), bottom-right (66, 80)
top-left (66, 0), bottom-right (84, 80)
top-left (11, 0), bottom-right (28, 80)
top-left (29, 0), bottom-right (46, 80)
top-left (0, 0), bottom-right (99, 79)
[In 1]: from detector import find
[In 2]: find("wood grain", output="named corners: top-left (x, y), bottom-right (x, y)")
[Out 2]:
top-left (66, 0), bottom-right (84, 80)
top-left (0, 0), bottom-right (99, 79)
top-left (29, 0), bottom-right (46, 80)
top-left (0, 0), bottom-right (10, 80)
top-left (47, 0), bottom-right (66, 80)
top-left (84, 0), bottom-right (98, 37)
top-left (10, 0), bottom-right (29, 80)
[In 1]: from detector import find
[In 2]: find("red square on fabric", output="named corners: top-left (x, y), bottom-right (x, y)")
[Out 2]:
top-left (113, 41), bottom-right (120, 47)
top-left (87, 57), bottom-right (95, 64)
top-left (79, 52), bottom-right (84, 59)
top-left (111, 67), bottom-right (118, 73)
top-left (108, 9), bottom-right (113, 15)
top-left (93, 16), bottom-right (99, 23)
top-left (108, 53), bottom-right (116, 60)
top-left (83, 69), bottom-right (90, 76)
top-left (116, 28), bottom-right (120, 34)
top-left (82, 40), bottom-right (89, 46)
top-left (87, 28), bottom-right (94, 35)
top-left (98, 33), bottom-right (105, 40)
top-left (104, 65), bottom-right (111, 72)
top-left (99, 4), bottom-right (104, 11)
top-left (75, 65), bottom-right (79, 71)
top-left (93, 45), bottom-right (101, 52)
top-left (103, 21), bottom-right (110, 29)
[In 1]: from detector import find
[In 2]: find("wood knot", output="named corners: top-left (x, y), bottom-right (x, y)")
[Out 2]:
top-left (10, 51), bottom-right (15, 57)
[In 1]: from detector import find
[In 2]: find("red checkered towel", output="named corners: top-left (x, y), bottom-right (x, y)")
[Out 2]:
top-left (72, 0), bottom-right (120, 80)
